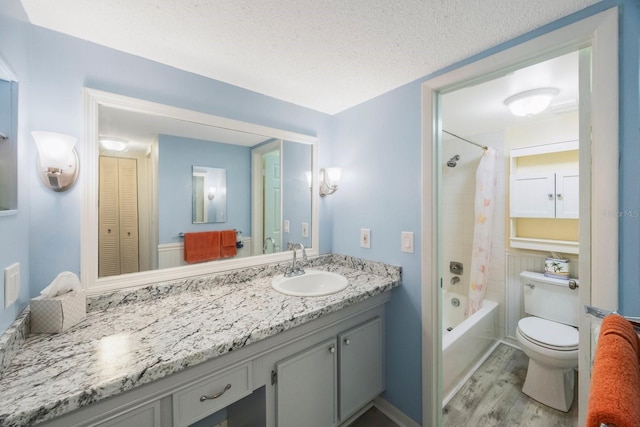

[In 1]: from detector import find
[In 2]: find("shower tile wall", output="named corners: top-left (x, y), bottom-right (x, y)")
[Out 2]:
top-left (442, 130), bottom-right (506, 338)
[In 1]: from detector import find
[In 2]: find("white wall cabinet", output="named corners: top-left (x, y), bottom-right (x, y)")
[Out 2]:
top-left (274, 317), bottom-right (383, 427)
top-left (509, 140), bottom-right (580, 254)
top-left (510, 171), bottom-right (579, 219)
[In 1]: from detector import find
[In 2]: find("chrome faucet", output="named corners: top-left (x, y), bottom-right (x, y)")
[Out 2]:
top-left (285, 242), bottom-right (307, 277)
top-left (263, 237), bottom-right (274, 253)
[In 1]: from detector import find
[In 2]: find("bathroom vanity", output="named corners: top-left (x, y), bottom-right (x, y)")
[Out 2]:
top-left (0, 255), bottom-right (400, 427)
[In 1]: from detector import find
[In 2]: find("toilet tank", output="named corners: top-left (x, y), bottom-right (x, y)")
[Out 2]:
top-left (520, 271), bottom-right (580, 327)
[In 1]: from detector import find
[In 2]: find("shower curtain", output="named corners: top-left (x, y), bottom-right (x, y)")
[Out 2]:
top-left (467, 147), bottom-right (499, 316)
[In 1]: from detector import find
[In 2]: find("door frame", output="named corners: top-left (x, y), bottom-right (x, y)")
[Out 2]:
top-left (421, 8), bottom-right (618, 426)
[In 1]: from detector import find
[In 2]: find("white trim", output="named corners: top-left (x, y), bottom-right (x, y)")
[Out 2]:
top-left (421, 8), bottom-right (618, 427)
top-left (373, 397), bottom-right (421, 427)
top-left (82, 88), bottom-right (319, 294)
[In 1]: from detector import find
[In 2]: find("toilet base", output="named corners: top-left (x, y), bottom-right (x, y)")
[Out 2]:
top-left (522, 358), bottom-right (575, 412)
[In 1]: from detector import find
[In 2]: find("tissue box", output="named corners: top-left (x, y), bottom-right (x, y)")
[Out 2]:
top-left (544, 258), bottom-right (570, 279)
top-left (30, 291), bottom-right (86, 334)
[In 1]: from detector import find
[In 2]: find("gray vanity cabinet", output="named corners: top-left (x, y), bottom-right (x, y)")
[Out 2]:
top-left (93, 401), bottom-right (161, 427)
top-left (338, 317), bottom-right (384, 421)
top-left (274, 317), bottom-right (384, 427)
top-left (275, 338), bottom-right (339, 427)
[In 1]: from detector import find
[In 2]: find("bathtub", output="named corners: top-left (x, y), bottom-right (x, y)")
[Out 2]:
top-left (442, 290), bottom-right (499, 404)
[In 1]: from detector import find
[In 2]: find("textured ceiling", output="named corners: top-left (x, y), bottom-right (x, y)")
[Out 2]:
top-left (20, 0), bottom-right (597, 114)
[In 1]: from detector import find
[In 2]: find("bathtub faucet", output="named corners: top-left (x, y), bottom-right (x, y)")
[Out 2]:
top-left (285, 242), bottom-right (307, 277)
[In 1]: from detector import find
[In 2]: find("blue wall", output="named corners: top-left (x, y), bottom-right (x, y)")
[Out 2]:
top-left (158, 135), bottom-right (251, 243)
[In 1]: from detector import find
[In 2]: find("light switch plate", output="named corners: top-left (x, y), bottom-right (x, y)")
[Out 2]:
top-left (283, 220), bottom-right (290, 233)
top-left (4, 262), bottom-right (20, 308)
top-left (401, 231), bottom-right (414, 253)
top-left (302, 222), bottom-right (309, 238)
top-left (360, 228), bottom-right (371, 248)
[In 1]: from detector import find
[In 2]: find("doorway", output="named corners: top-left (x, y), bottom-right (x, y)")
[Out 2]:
top-left (421, 8), bottom-right (618, 427)
top-left (251, 139), bottom-right (283, 256)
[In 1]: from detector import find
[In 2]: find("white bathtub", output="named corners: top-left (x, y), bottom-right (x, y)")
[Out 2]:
top-left (442, 291), bottom-right (498, 404)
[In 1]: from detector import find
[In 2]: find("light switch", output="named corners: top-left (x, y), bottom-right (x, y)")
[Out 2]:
top-left (401, 231), bottom-right (414, 253)
top-left (360, 228), bottom-right (371, 248)
top-left (302, 222), bottom-right (309, 238)
top-left (283, 220), bottom-right (290, 233)
top-left (4, 263), bottom-right (20, 308)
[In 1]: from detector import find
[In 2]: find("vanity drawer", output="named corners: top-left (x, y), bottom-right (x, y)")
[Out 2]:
top-left (173, 362), bottom-right (252, 427)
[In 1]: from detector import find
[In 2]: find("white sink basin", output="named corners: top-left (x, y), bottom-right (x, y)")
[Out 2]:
top-left (271, 270), bottom-right (348, 297)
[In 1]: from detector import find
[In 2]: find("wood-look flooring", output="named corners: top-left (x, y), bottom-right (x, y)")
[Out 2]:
top-left (443, 343), bottom-right (578, 427)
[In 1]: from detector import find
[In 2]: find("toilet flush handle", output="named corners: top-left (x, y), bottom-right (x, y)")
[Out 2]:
top-left (524, 283), bottom-right (535, 289)
top-left (569, 279), bottom-right (578, 290)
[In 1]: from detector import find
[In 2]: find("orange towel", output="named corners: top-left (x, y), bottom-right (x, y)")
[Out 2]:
top-left (183, 231), bottom-right (221, 263)
top-left (587, 314), bottom-right (640, 427)
top-left (220, 229), bottom-right (237, 258)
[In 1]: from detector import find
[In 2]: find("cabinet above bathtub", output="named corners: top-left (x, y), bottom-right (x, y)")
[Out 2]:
top-left (509, 140), bottom-right (579, 254)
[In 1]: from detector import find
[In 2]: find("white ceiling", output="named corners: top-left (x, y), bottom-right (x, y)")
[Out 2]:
top-left (20, 0), bottom-right (597, 115)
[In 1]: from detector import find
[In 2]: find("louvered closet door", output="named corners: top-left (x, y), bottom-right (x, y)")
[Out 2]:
top-left (99, 156), bottom-right (121, 276)
top-left (99, 156), bottom-right (140, 277)
top-left (118, 158), bottom-right (139, 274)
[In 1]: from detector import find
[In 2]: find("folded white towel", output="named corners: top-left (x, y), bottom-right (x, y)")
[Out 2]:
top-left (40, 271), bottom-right (82, 298)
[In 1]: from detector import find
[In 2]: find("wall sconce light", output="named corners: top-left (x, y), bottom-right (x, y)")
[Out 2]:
top-left (207, 187), bottom-right (216, 200)
top-left (99, 136), bottom-right (128, 152)
top-left (319, 167), bottom-right (342, 197)
top-left (504, 88), bottom-right (559, 117)
top-left (32, 131), bottom-right (79, 192)
top-left (305, 171), bottom-right (312, 190)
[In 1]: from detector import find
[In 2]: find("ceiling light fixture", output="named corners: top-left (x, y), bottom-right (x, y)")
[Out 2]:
top-left (100, 136), bottom-right (129, 152)
top-left (504, 88), bottom-right (559, 117)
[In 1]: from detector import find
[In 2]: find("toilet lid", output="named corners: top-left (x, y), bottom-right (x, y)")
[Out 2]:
top-left (518, 317), bottom-right (579, 350)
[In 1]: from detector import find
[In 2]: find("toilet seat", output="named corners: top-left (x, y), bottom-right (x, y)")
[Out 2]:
top-left (518, 317), bottom-right (578, 351)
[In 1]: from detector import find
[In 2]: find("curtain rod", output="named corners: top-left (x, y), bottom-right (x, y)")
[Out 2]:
top-left (443, 130), bottom-right (487, 151)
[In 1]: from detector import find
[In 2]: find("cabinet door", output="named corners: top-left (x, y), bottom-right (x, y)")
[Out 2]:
top-left (338, 317), bottom-right (384, 421)
top-left (555, 172), bottom-right (579, 219)
top-left (276, 338), bottom-right (338, 427)
top-left (510, 173), bottom-right (555, 218)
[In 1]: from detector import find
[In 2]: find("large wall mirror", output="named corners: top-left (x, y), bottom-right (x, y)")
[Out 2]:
top-left (83, 88), bottom-right (319, 293)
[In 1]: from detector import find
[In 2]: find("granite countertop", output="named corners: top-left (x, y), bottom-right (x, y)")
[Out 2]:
top-left (0, 255), bottom-right (400, 427)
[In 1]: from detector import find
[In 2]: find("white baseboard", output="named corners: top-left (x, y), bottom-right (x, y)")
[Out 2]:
top-left (373, 397), bottom-right (420, 427)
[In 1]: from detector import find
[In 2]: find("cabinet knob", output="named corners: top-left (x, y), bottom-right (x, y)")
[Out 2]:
top-left (547, 193), bottom-right (554, 200)
top-left (344, 338), bottom-right (351, 345)
top-left (200, 383), bottom-right (231, 402)
top-left (556, 193), bottom-right (563, 200)
top-left (127, 232), bottom-right (131, 236)
top-left (107, 228), bottom-right (111, 233)
top-left (329, 346), bottom-right (335, 354)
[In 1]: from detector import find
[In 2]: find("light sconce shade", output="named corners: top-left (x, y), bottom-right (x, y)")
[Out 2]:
top-left (504, 88), bottom-right (559, 117)
top-left (319, 167), bottom-right (342, 197)
top-left (32, 131), bottom-right (79, 192)
top-left (100, 136), bottom-right (128, 152)
top-left (207, 187), bottom-right (216, 200)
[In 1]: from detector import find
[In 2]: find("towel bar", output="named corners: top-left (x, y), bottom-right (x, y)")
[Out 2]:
top-left (178, 229), bottom-right (242, 239)
top-left (585, 305), bottom-right (640, 333)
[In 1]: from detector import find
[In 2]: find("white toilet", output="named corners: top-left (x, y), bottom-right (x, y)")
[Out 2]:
top-left (516, 271), bottom-right (580, 412)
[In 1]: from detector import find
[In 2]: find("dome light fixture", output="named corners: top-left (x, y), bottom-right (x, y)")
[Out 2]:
top-left (504, 88), bottom-right (559, 117)
top-left (100, 136), bottom-right (129, 152)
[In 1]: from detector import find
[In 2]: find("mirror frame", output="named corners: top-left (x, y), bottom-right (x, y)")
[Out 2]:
top-left (82, 88), bottom-right (319, 294)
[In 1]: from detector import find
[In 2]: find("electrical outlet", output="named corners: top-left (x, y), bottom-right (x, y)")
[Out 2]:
top-left (360, 228), bottom-right (371, 248)
top-left (283, 220), bottom-right (290, 233)
top-left (4, 263), bottom-right (20, 308)
top-left (401, 231), bottom-right (414, 253)
top-left (302, 222), bottom-right (309, 238)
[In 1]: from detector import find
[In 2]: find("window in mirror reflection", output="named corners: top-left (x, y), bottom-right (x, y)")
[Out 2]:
top-left (192, 166), bottom-right (227, 224)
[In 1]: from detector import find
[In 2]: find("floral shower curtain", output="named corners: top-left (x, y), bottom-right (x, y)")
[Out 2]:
top-left (467, 147), bottom-right (499, 316)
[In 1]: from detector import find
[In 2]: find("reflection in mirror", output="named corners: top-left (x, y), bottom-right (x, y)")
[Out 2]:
top-left (85, 88), bottom-right (318, 291)
top-left (192, 166), bottom-right (227, 224)
top-left (0, 52), bottom-right (18, 214)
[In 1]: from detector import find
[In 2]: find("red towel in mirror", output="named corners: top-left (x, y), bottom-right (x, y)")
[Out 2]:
top-left (183, 231), bottom-right (221, 263)
top-left (586, 314), bottom-right (640, 427)
top-left (220, 229), bottom-right (237, 258)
